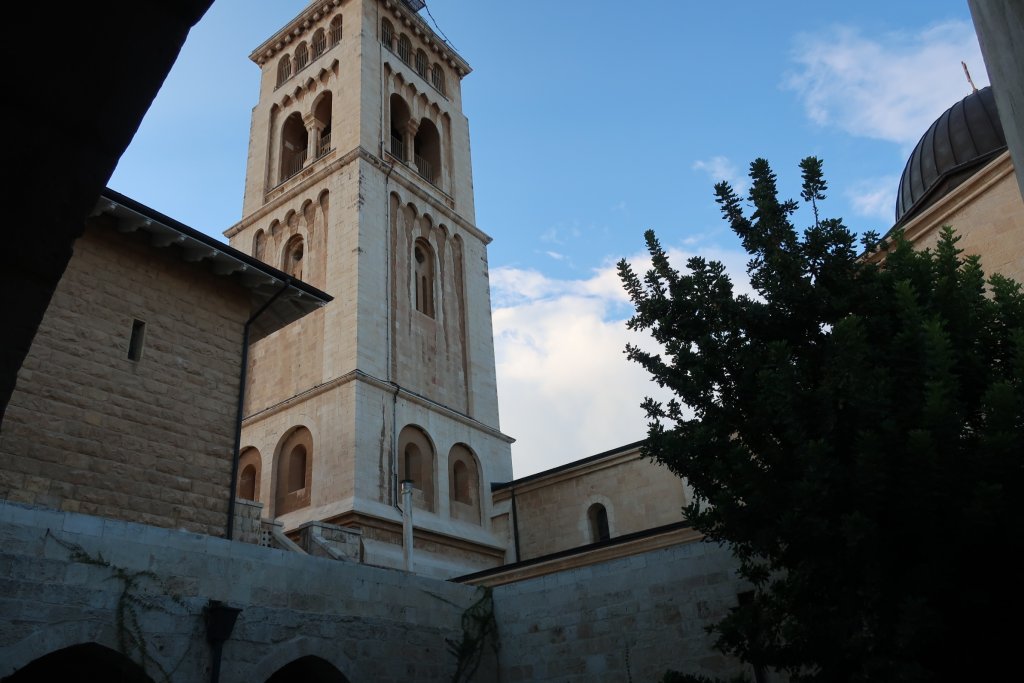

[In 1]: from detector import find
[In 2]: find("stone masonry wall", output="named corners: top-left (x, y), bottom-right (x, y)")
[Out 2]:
top-left (491, 538), bottom-right (750, 682)
top-left (507, 451), bottom-right (689, 561)
top-left (0, 221), bottom-right (249, 536)
top-left (0, 500), bottom-right (494, 682)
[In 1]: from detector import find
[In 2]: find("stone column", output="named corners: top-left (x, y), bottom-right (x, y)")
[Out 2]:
top-left (404, 119), bottom-right (419, 167)
top-left (303, 113), bottom-right (319, 163)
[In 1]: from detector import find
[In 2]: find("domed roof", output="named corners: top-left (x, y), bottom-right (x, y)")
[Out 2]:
top-left (895, 86), bottom-right (1007, 224)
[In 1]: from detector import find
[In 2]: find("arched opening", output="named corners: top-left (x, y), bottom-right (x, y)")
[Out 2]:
top-left (381, 19), bottom-right (394, 49)
top-left (389, 94), bottom-right (411, 161)
top-left (397, 34), bottom-right (411, 64)
top-left (313, 93), bottom-right (332, 158)
top-left (276, 54), bottom-right (292, 87)
top-left (287, 445), bottom-right (306, 493)
top-left (280, 112), bottom-right (308, 182)
top-left (329, 15), bottom-right (343, 47)
top-left (588, 503), bottom-right (611, 542)
top-left (275, 426), bottom-right (313, 515)
top-left (397, 425), bottom-right (435, 512)
top-left (282, 234), bottom-right (304, 280)
top-left (414, 118), bottom-right (441, 185)
top-left (4, 643), bottom-right (155, 682)
top-left (240, 465), bottom-right (257, 500)
top-left (431, 63), bottom-right (446, 95)
top-left (311, 28), bottom-right (326, 57)
top-left (252, 229), bottom-right (266, 261)
top-left (415, 49), bottom-right (428, 78)
top-left (266, 655), bottom-right (350, 683)
top-left (449, 444), bottom-right (481, 523)
top-left (294, 42), bottom-right (309, 71)
top-left (238, 447), bottom-right (262, 502)
top-left (413, 239), bottom-right (435, 318)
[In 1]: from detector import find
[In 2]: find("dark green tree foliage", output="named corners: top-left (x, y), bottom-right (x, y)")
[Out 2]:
top-left (617, 158), bottom-right (1024, 682)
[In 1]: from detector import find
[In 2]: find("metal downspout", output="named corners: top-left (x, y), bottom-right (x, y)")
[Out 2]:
top-left (225, 278), bottom-right (293, 540)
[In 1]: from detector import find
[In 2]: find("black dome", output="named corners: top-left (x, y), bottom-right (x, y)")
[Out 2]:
top-left (895, 86), bottom-right (1007, 224)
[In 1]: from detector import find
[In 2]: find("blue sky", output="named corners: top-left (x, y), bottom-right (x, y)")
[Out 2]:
top-left (110, 0), bottom-right (987, 476)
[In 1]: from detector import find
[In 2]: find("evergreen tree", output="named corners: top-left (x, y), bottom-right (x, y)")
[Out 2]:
top-left (617, 158), bottom-right (1024, 682)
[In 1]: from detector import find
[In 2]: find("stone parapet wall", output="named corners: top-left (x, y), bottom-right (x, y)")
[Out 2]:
top-left (491, 537), bottom-right (750, 682)
top-left (0, 500), bottom-right (494, 682)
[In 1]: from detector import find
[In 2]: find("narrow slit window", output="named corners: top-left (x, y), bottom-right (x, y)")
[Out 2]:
top-left (128, 319), bottom-right (146, 361)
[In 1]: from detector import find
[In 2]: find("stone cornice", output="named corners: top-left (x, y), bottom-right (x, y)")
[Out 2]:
top-left (242, 368), bottom-right (514, 444)
top-left (898, 150), bottom-right (1014, 245)
top-left (224, 146), bottom-right (493, 246)
top-left (456, 525), bottom-right (704, 587)
top-left (250, 0), bottom-right (343, 65)
top-left (249, 0), bottom-right (472, 79)
top-left (866, 151), bottom-right (1014, 265)
top-left (492, 448), bottom-right (648, 501)
top-left (379, 0), bottom-right (472, 78)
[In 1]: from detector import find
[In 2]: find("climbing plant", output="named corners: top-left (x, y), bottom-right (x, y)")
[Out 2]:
top-left (447, 586), bottom-right (498, 683)
top-left (46, 530), bottom-right (187, 683)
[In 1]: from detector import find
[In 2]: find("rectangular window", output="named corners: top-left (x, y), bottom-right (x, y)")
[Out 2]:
top-left (127, 319), bottom-right (146, 361)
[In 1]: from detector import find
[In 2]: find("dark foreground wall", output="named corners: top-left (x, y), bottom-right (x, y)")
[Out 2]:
top-left (491, 539), bottom-right (751, 682)
top-left (0, 501), bottom-right (494, 682)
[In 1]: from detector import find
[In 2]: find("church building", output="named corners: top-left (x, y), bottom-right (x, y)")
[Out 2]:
top-left (1, 0), bottom-right (1022, 680)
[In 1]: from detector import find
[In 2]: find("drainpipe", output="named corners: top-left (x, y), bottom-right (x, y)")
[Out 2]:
top-left (226, 279), bottom-right (293, 540)
top-left (510, 486), bottom-right (522, 563)
top-left (402, 480), bottom-right (414, 572)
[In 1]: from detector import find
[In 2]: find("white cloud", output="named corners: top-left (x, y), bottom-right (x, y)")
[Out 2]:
top-left (846, 175), bottom-right (900, 222)
top-left (493, 245), bottom-right (752, 478)
top-left (692, 156), bottom-right (748, 194)
top-left (786, 21), bottom-right (987, 146)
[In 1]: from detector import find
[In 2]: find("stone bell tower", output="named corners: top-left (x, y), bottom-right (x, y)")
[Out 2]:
top-left (224, 0), bottom-right (514, 578)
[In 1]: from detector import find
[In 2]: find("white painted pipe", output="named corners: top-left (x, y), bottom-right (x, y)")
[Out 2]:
top-left (402, 480), bottom-right (414, 572)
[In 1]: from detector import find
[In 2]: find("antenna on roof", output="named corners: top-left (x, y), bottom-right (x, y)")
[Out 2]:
top-left (962, 61), bottom-right (979, 94)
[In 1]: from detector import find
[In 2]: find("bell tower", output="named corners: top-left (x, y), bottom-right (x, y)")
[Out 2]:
top-left (225, 0), bottom-right (513, 577)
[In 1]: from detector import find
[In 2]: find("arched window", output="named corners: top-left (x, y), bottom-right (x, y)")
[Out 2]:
top-left (280, 112), bottom-right (308, 181)
top-left (275, 426), bottom-right (313, 515)
top-left (588, 503), bottom-right (610, 542)
top-left (276, 54), bottom-right (292, 87)
top-left (414, 118), bottom-right (441, 185)
top-left (295, 42), bottom-right (309, 71)
top-left (283, 234), bottom-right (304, 280)
top-left (449, 444), bottom-right (481, 523)
top-left (313, 93), bottom-right (332, 158)
top-left (238, 447), bottom-right (262, 501)
top-left (398, 425), bottom-right (435, 511)
top-left (381, 19), bottom-right (394, 49)
top-left (431, 64), bottom-right (446, 95)
top-left (389, 94), bottom-right (411, 161)
top-left (329, 15), bottom-right (343, 47)
top-left (415, 49), bottom-right (428, 78)
top-left (397, 34), bottom-right (411, 64)
top-left (413, 239), bottom-right (435, 318)
top-left (252, 229), bottom-right (266, 261)
top-left (311, 28), bottom-right (326, 57)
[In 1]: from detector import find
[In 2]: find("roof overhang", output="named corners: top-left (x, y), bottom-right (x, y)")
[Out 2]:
top-left (91, 189), bottom-right (333, 341)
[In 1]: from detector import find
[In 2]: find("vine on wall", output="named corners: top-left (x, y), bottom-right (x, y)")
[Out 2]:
top-left (45, 530), bottom-right (187, 683)
top-left (447, 586), bottom-right (498, 683)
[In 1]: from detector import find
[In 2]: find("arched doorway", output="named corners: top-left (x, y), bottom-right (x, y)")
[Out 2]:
top-left (266, 656), bottom-right (350, 683)
top-left (3, 643), bottom-right (155, 682)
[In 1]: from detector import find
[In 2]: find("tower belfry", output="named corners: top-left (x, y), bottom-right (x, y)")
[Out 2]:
top-left (225, 0), bottom-right (513, 577)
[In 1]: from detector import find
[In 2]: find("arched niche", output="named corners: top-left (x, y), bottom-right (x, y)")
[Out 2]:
top-left (397, 424), bottom-right (435, 512)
